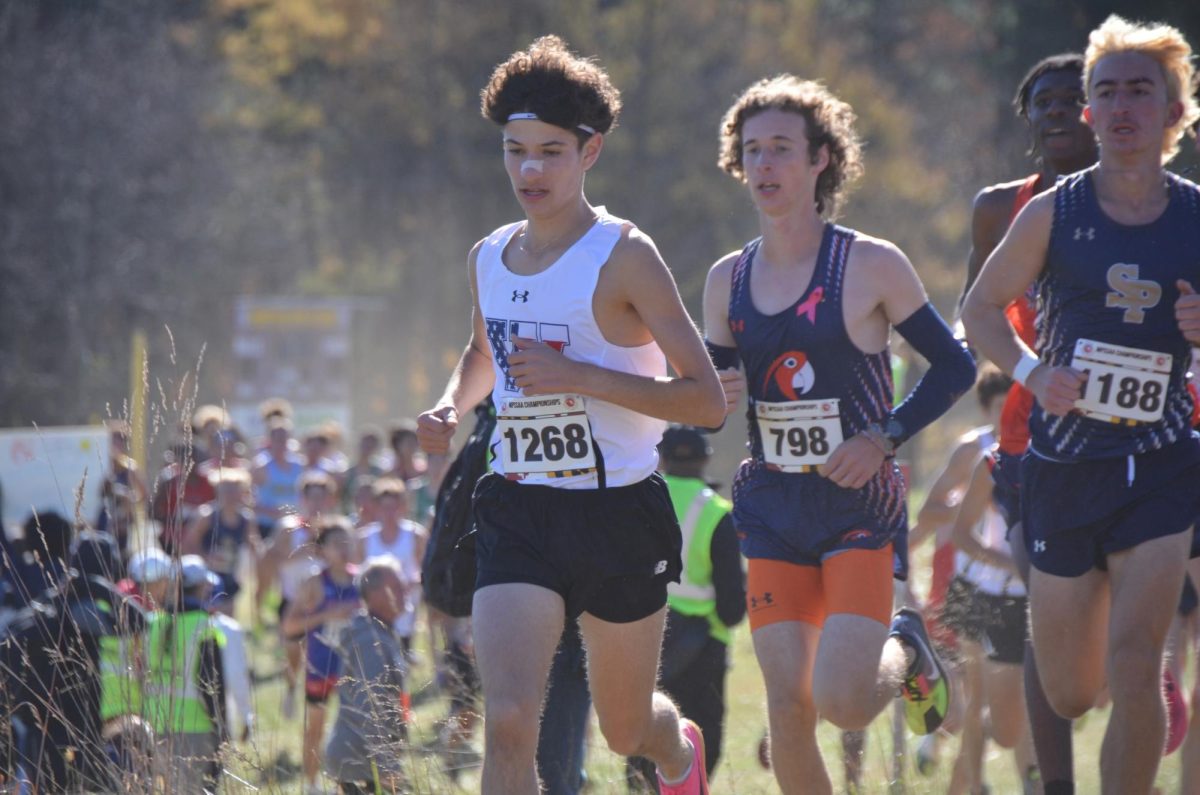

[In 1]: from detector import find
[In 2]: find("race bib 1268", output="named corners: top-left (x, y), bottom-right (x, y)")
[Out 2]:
top-left (497, 394), bottom-right (596, 477)
top-left (756, 399), bottom-right (844, 470)
top-left (1071, 338), bottom-right (1171, 424)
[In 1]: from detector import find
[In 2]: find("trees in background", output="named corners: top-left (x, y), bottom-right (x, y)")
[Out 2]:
top-left (2, 0), bottom-right (1197, 444)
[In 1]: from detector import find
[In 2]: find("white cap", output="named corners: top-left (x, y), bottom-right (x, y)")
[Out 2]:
top-left (128, 549), bottom-right (177, 584)
top-left (180, 554), bottom-right (221, 590)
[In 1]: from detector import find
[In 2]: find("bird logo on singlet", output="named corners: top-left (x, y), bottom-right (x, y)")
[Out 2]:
top-left (763, 351), bottom-right (816, 400)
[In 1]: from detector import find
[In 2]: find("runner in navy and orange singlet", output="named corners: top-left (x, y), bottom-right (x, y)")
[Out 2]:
top-left (281, 517), bottom-right (360, 794)
top-left (416, 37), bottom-right (724, 795)
top-left (703, 76), bottom-right (975, 794)
top-left (956, 52), bottom-right (1098, 795)
top-left (964, 17), bottom-right (1200, 793)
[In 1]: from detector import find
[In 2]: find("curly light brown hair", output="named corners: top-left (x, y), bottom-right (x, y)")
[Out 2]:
top-left (481, 35), bottom-right (621, 145)
top-left (719, 76), bottom-right (864, 218)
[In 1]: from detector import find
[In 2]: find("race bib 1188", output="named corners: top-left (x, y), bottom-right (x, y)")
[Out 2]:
top-left (497, 394), bottom-right (596, 477)
top-left (756, 399), bottom-right (844, 471)
top-left (1071, 338), bottom-right (1171, 424)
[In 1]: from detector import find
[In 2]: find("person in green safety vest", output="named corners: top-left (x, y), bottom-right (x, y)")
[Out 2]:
top-left (144, 555), bottom-right (227, 794)
top-left (630, 425), bottom-right (746, 788)
top-left (99, 547), bottom-right (177, 777)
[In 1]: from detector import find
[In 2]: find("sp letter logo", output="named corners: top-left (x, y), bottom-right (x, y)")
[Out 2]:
top-left (1105, 263), bottom-right (1161, 324)
top-left (511, 290), bottom-right (530, 303)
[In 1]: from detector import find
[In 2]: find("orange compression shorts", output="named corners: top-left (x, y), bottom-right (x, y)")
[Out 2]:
top-left (746, 544), bottom-right (894, 631)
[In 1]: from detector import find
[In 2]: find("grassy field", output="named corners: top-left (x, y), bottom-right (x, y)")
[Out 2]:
top-left (225, 601), bottom-right (1187, 795)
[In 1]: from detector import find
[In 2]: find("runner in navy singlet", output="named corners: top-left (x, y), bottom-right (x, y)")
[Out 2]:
top-left (281, 517), bottom-right (360, 794)
top-left (963, 16), bottom-right (1200, 792)
top-left (703, 75), bottom-right (975, 794)
top-left (182, 468), bottom-right (260, 616)
top-left (953, 52), bottom-right (1098, 795)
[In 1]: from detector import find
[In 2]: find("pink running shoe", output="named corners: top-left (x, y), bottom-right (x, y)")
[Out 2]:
top-left (1164, 667), bottom-right (1188, 756)
top-left (658, 719), bottom-right (709, 795)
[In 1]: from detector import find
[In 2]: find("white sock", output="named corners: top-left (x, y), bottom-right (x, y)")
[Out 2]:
top-left (659, 739), bottom-right (694, 786)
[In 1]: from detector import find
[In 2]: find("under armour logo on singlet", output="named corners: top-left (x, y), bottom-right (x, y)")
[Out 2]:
top-left (1074, 226), bottom-right (1095, 241)
top-left (511, 290), bottom-right (530, 303)
top-left (1105, 263), bottom-right (1161, 324)
top-left (1034, 540), bottom-right (1047, 553)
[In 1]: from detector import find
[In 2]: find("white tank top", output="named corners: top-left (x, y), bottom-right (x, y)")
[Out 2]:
top-left (359, 520), bottom-right (422, 637)
top-left (360, 520), bottom-right (421, 581)
top-left (956, 505), bottom-right (1025, 597)
top-left (278, 521), bottom-right (322, 600)
top-left (476, 209), bottom-right (667, 489)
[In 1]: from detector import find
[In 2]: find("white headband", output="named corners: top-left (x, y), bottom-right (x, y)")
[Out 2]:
top-left (507, 112), bottom-right (596, 135)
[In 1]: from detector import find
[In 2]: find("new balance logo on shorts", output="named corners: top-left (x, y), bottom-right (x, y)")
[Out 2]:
top-left (653, 560), bottom-right (668, 575)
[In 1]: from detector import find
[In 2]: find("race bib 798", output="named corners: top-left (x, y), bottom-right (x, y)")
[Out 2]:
top-left (756, 399), bottom-right (844, 470)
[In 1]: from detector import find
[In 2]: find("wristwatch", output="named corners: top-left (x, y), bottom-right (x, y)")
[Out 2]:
top-left (866, 418), bottom-right (904, 455)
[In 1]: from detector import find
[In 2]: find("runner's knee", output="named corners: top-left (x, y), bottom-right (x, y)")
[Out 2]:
top-left (987, 707), bottom-right (1023, 748)
top-left (813, 687), bottom-right (876, 731)
top-left (1043, 678), bottom-right (1098, 720)
top-left (483, 698), bottom-right (540, 753)
top-left (597, 716), bottom-right (652, 758)
top-left (1107, 641), bottom-right (1163, 702)
top-left (764, 683), bottom-right (819, 730)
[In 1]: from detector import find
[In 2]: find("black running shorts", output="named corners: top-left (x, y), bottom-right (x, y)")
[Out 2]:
top-left (472, 472), bottom-right (683, 623)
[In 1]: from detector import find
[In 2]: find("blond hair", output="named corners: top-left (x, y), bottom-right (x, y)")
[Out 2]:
top-left (210, 467), bottom-right (252, 488)
top-left (718, 76), bottom-right (864, 219)
top-left (1085, 14), bottom-right (1198, 162)
top-left (371, 477), bottom-right (408, 500)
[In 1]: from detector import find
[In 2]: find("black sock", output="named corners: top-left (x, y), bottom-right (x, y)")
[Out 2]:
top-left (1024, 641), bottom-right (1074, 786)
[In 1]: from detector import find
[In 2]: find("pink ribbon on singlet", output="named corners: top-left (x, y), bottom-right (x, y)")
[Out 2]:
top-left (795, 286), bottom-right (824, 324)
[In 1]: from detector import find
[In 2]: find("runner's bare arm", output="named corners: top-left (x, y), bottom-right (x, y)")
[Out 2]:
top-left (417, 242), bottom-right (498, 455)
top-left (246, 522), bottom-right (263, 557)
top-left (1175, 280), bottom-right (1200, 345)
top-left (912, 438), bottom-right (986, 543)
top-left (181, 509), bottom-right (210, 556)
top-left (963, 194), bottom-right (1084, 415)
top-left (704, 252), bottom-right (747, 417)
top-left (824, 241), bottom-right (974, 489)
top-left (821, 242), bottom-right (929, 489)
top-left (280, 574), bottom-right (324, 637)
top-left (949, 457), bottom-right (1017, 574)
top-left (873, 240), bottom-right (934, 327)
top-left (507, 230), bottom-right (725, 426)
top-left (702, 253), bottom-right (740, 348)
top-left (958, 186), bottom-right (1018, 314)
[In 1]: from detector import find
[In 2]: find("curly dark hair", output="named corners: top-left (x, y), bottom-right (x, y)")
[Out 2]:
top-left (1013, 53), bottom-right (1085, 118)
top-left (975, 364), bottom-right (1013, 410)
top-left (316, 516), bottom-right (354, 547)
top-left (480, 35), bottom-right (621, 145)
top-left (718, 76), bottom-right (864, 219)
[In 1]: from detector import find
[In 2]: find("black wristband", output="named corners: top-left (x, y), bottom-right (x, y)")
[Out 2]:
top-left (705, 339), bottom-right (741, 370)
